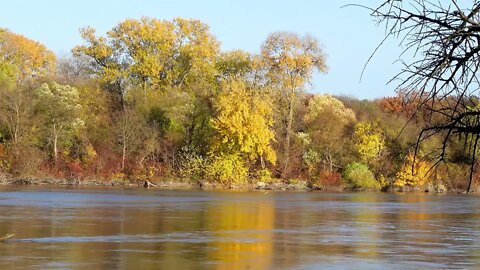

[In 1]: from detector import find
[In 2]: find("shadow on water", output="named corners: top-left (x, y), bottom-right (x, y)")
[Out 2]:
top-left (1, 187), bottom-right (480, 269)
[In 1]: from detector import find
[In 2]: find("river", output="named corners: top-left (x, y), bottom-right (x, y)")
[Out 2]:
top-left (0, 186), bottom-right (479, 269)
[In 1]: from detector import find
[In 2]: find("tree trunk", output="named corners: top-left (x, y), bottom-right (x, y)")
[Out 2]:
top-left (121, 142), bottom-right (126, 172)
top-left (53, 123), bottom-right (58, 168)
top-left (328, 151), bottom-right (333, 172)
top-left (282, 96), bottom-right (294, 178)
top-left (467, 135), bottom-right (479, 193)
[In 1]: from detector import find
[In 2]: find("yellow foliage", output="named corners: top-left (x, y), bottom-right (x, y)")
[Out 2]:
top-left (211, 79), bottom-right (276, 165)
top-left (355, 122), bottom-right (385, 163)
top-left (83, 144), bottom-right (97, 164)
top-left (205, 154), bottom-right (247, 184)
top-left (74, 17), bottom-right (219, 90)
top-left (395, 154), bottom-right (432, 187)
top-left (304, 94), bottom-right (356, 125)
top-left (0, 28), bottom-right (56, 80)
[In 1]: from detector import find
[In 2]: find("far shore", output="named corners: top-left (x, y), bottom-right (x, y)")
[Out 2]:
top-left (0, 175), bottom-right (471, 194)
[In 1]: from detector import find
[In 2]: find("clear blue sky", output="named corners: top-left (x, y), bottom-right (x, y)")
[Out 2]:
top-left (0, 0), bottom-right (404, 99)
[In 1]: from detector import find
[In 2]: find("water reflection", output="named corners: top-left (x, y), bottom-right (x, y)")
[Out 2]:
top-left (0, 188), bottom-right (480, 269)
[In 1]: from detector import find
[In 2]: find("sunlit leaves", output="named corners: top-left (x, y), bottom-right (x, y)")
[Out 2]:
top-left (0, 28), bottom-right (56, 80)
top-left (210, 79), bottom-right (276, 165)
top-left (354, 122), bottom-right (385, 164)
top-left (395, 154), bottom-right (432, 187)
top-left (73, 17), bottom-right (220, 94)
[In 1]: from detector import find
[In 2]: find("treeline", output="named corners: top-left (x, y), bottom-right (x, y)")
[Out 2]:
top-left (0, 18), bottom-right (473, 190)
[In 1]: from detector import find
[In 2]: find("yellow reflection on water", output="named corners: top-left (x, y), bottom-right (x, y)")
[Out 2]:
top-left (207, 199), bottom-right (274, 270)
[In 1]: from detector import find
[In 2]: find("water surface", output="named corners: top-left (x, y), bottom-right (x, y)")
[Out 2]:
top-left (0, 186), bottom-right (479, 269)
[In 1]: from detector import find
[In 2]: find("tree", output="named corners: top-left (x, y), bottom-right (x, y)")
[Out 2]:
top-left (354, 122), bottom-right (385, 165)
top-left (261, 32), bottom-right (327, 177)
top-left (0, 86), bottom-right (33, 153)
top-left (395, 153), bottom-right (432, 188)
top-left (73, 17), bottom-right (219, 110)
top-left (113, 108), bottom-right (148, 172)
top-left (303, 94), bottom-right (356, 172)
top-left (368, 1), bottom-right (480, 192)
top-left (210, 79), bottom-right (276, 167)
top-left (35, 82), bottom-right (84, 167)
top-left (0, 28), bottom-right (56, 81)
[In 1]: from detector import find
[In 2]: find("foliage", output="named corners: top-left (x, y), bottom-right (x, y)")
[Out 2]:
top-left (354, 122), bottom-right (385, 164)
top-left (35, 82), bottom-right (85, 164)
top-left (303, 94), bottom-right (356, 173)
top-left (255, 168), bottom-right (273, 183)
top-left (395, 154), bottom-right (432, 187)
top-left (308, 170), bottom-right (343, 188)
top-left (178, 150), bottom-right (207, 181)
top-left (204, 154), bottom-right (248, 184)
top-left (343, 162), bottom-right (380, 190)
top-left (261, 32), bottom-right (327, 177)
top-left (304, 94), bottom-right (355, 125)
top-left (0, 28), bottom-right (56, 80)
top-left (210, 79), bottom-right (276, 164)
top-left (73, 17), bottom-right (219, 109)
top-left (0, 18), bottom-right (474, 190)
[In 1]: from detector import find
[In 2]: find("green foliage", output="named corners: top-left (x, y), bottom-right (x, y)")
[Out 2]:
top-left (343, 162), bottom-right (380, 190)
top-left (204, 154), bottom-right (248, 184)
top-left (35, 82), bottom-right (85, 163)
top-left (148, 107), bottom-right (170, 136)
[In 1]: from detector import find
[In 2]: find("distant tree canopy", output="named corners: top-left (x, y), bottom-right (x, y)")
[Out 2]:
top-left (0, 28), bottom-right (56, 82)
top-left (368, 0), bottom-right (480, 191)
top-left (73, 17), bottom-right (219, 109)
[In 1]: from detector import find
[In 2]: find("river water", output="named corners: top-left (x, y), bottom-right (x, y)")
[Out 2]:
top-left (0, 187), bottom-right (479, 269)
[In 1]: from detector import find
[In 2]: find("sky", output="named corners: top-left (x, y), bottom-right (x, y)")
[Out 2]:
top-left (0, 0), bottom-right (407, 99)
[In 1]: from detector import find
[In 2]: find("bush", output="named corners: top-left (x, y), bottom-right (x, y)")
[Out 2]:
top-left (205, 154), bottom-right (247, 184)
top-left (319, 171), bottom-right (343, 187)
top-left (343, 162), bottom-right (380, 190)
top-left (395, 154), bottom-right (432, 187)
top-left (178, 152), bottom-right (206, 181)
top-left (255, 168), bottom-right (274, 183)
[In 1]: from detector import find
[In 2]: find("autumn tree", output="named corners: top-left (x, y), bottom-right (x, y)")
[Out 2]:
top-left (354, 122), bottom-right (385, 165)
top-left (113, 108), bottom-right (147, 172)
top-left (35, 82), bottom-right (85, 167)
top-left (73, 17), bottom-right (219, 110)
top-left (210, 78), bottom-right (276, 168)
top-left (0, 85), bottom-right (33, 154)
top-left (303, 94), bottom-right (356, 173)
top-left (0, 28), bottom-right (56, 81)
top-left (261, 32), bottom-right (327, 177)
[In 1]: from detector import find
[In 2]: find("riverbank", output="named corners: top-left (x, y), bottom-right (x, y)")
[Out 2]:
top-left (0, 173), bottom-right (346, 191)
top-left (0, 173), bottom-right (465, 193)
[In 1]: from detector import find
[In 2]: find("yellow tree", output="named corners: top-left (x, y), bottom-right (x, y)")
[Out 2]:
top-left (210, 79), bottom-right (276, 170)
top-left (73, 17), bottom-right (219, 109)
top-left (216, 50), bottom-right (253, 80)
top-left (395, 154), bottom-right (432, 187)
top-left (0, 28), bottom-right (56, 81)
top-left (261, 32), bottom-right (327, 177)
top-left (354, 122), bottom-right (385, 164)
